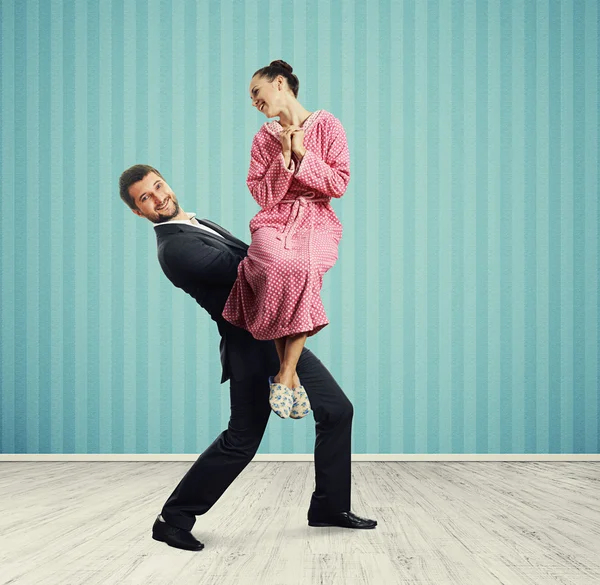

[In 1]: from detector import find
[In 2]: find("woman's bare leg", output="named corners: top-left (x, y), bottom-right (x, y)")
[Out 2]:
top-left (274, 336), bottom-right (300, 387)
top-left (273, 337), bottom-right (295, 385)
top-left (274, 337), bottom-right (286, 365)
top-left (274, 332), bottom-right (308, 389)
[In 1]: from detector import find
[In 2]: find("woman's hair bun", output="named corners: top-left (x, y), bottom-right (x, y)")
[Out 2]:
top-left (270, 60), bottom-right (293, 73)
top-left (253, 60), bottom-right (300, 97)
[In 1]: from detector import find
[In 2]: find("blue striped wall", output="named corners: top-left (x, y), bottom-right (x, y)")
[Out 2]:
top-left (1, 0), bottom-right (598, 454)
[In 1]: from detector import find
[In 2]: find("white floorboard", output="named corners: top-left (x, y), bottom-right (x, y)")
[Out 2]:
top-left (0, 461), bottom-right (598, 585)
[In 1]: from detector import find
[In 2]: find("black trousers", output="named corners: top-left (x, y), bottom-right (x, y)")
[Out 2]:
top-left (161, 348), bottom-right (354, 531)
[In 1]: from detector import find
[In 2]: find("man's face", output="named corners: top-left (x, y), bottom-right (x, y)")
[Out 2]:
top-left (129, 172), bottom-right (181, 223)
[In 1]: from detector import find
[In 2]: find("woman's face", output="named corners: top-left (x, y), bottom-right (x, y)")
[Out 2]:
top-left (249, 74), bottom-right (284, 118)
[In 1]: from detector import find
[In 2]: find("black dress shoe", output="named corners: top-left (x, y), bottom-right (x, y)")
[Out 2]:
top-left (307, 510), bottom-right (377, 529)
top-left (152, 516), bottom-right (204, 551)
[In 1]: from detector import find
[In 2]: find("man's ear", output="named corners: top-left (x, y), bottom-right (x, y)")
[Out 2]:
top-left (132, 208), bottom-right (143, 218)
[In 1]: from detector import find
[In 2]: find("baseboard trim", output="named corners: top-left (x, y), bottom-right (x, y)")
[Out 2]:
top-left (0, 454), bottom-right (599, 462)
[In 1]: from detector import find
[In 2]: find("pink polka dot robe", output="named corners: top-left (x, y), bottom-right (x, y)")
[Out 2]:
top-left (222, 109), bottom-right (350, 341)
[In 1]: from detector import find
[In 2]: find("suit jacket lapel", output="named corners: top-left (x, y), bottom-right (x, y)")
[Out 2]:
top-left (196, 218), bottom-right (248, 251)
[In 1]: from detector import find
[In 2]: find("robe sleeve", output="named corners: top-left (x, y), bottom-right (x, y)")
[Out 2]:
top-left (293, 116), bottom-right (350, 198)
top-left (246, 131), bottom-right (296, 210)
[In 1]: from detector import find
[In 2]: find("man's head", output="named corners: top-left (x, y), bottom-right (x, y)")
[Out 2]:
top-left (119, 164), bottom-right (183, 224)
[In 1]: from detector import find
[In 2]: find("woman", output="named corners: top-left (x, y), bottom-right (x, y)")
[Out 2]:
top-left (222, 60), bottom-right (350, 419)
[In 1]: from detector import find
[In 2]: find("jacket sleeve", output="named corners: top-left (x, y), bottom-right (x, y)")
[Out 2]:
top-left (246, 132), bottom-right (296, 209)
top-left (293, 116), bottom-right (350, 198)
top-left (161, 238), bottom-right (240, 286)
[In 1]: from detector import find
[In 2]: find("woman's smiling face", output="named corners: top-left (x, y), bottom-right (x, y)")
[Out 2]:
top-left (249, 74), bottom-right (284, 118)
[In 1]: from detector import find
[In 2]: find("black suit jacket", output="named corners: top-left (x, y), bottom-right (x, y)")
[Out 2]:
top-left (154, 218), bottom-right (278, 383)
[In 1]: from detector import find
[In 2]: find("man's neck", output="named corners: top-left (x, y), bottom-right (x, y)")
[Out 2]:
top-left (154, 210), bottom-right (194, 226)
top-left (171, 209), bottom-right (190, 221)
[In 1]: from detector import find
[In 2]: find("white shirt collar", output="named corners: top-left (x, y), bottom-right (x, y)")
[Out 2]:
top-left (153, 212), bottom-right (225, 239)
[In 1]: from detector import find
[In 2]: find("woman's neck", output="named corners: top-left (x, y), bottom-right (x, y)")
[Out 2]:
top-left (277, 104), bottom-right (313, 129)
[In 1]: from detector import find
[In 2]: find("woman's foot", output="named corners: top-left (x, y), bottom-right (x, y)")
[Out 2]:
top-left (290, 372), bottom-right (311, 419)
top-left (269, 376), bottom-right (293, 419)
top-left (274, 372), bottom-right (295, 390)
top-left (290, 386), bottom-right (311, 419)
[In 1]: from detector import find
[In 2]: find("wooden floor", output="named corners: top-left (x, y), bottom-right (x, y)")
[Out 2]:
top-left (0, 461), bottom-right (598, 585)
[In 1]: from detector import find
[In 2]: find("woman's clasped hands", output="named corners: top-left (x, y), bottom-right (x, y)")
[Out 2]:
top-left (279, 125), bottom-right (306, 167)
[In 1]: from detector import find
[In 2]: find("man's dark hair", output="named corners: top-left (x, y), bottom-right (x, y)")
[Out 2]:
top-left (119, 164), bottom-right (164, 210)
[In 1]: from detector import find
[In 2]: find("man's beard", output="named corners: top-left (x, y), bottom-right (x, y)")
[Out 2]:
top-left (151, 196), bottom-right (180, 224)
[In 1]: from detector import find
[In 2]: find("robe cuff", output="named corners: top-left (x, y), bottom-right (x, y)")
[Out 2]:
top-left (294, 149), bottom-right (317, 181)
top-left (279, 152), bottom-right (296, 174)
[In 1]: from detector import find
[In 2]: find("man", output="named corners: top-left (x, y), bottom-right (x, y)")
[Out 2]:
top-left (119, 164), bottom-right (377, 552)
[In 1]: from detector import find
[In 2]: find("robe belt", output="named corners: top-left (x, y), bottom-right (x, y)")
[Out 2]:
top-left (276, 193), bottom-right (330, 249)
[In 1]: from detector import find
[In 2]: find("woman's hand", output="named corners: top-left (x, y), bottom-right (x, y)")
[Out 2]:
top-left (279, 125), bottom-right (300, 169)
top-left (291, 128), bottom-right (306, 159)
top-left (278, 125), bottom-right (298, 154)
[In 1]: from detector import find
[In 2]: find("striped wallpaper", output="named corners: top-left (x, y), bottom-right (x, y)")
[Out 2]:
top-left (0, 0), bottom-right (598, 455)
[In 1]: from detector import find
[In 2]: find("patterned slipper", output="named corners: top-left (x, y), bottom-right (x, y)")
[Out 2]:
top-left (268, 376), bottom-right (294, 419)
top-left (290, 384), bottom-right (312, 419)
